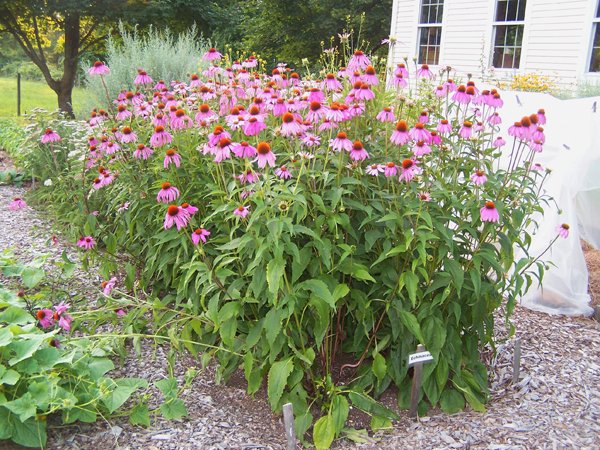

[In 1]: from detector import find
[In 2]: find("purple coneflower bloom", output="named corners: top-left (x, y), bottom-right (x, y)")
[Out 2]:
top-left (238, 169), bottom-right (258, 184)
top-left (41, 128), bottom-right (61, 144)
top-left (102, 277), bottom-right (118, 296)
top-left (116, 105), bottom-right (132, 121)
top-left (254, 142), bottom-right (276, 168)
top-left (392, 73), bottom-right (408, 89)
top-left (480, 201), bottom-right (500, 223)
top-left (363, 65), bottom-right (379, 85)
top-left (322, 73), bottom-right (342, 91)
top-left (171, 109), bottom-right (193, 129)
top-left (418, 192), bottom-right (431, 201)
top-left (349, 140), bottom-right (369, 161)
top-left (384, 162), bottom-right (398, 177)
top-left (430, 131), bottom-right (442, 145)
top-left (399, 159), bottom-right (419, 182)
top-left (54, 302), bottom-right (72, 331)
top-left (537, 109), bottom-right (546, 125)
top-left (234, 205), bottom-right (250, 218)
top-left (180, 203), bottom-right (198, 215)
top-left (416, 64), bottom-right (434, 79)
top-left (348, 50), bottom-right (371, 71)
top-left (530, 139), bottom-right (543, 153)
top-left (36, 309), bottom-right (54, 328)
top-left (452, 85), bottom-right (471, 104)
top-left (196, 103), bottom-right (217, 123)
top-left (557, 223), bottom-right (569, 239)
top-left (157, 182), bottom-right (180, 203)
top-left (418, 111), bottom-right (429, 124)
top-left (301, 133), bottom-right (321, 148)
top-left (366, 164), bottom-right (384, 176)
top-left (88, 61), bottom-right (110, 76)
top-left (9, 198), bottom-right (27, 210)
top-left (233, 142), bottom-right (257, 159)
top-left (493, 136), bottom-right (506, 148)
top-left (470, 170), bottom-right (487, 185)
top-left (164, 205), bottom-right (191, 230)
top-left (164, 149), bottom-right (182, 168)
top-left (119, 126), bottom-right (137, 143)
top-left (280, 112), bottom-right (304, 136)
top-left (412, 141), bottom-right (431, 157)
top-left (192, 228), bottom-right (210, 245)
top-left (275, 165), bottom-right (292, 179)
top-left (77, 236), bottom-right (96, 250)
top-left (376, 107), bottom-right (395, 123)
top-left (391, 120), bottom-right (410, 145)
top-left (134, 69), bottom-right (153, 85)
top-left (488, 112), bottom-right (502, 126)
top-left (203, 48), bottom-right (223, 61)
top-left (150, 126), bottom-right (173, 148)
top-left (395, 63), bottom-right (409, 78)
top-left (459, 121), bottom-right (473, 139)
top-left (330, 132), bottom-right (353, 152)
top-left (243, 117), bottom-right (267, 136)
top-left (409, 123), bottom-right (431, 143)
top-left (435, 85), bottom-right (447, 97)
top-left (133, 144), bottom-right (153, 160)
top-left (444, 79), bottom-right (457, 92)
top-left (215, 138), bottom-right (235, 163)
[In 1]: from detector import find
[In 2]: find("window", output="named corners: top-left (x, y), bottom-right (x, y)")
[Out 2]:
top-left (589, 1), bottom-right (600, 72)
top-left (492, 0), bottom-right (526, 69)
top-left (417, 0), bottom-right (444, 65)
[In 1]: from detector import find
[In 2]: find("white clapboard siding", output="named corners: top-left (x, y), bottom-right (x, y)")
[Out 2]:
top-left (388, 0), bottom-right (600, 87)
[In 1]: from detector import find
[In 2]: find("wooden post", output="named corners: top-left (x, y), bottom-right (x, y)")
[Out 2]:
top-left (409, 344), bottom-right (425, 418)
top-left (282, 402), bottom-right (296, 450)
top-left (17, 72), bottom-right (21, 117)
top-left (512, 338), bottom-right (521, 384)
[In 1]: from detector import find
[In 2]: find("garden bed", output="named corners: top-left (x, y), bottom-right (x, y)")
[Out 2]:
top-left (2, 183), bottom-right (598, 449)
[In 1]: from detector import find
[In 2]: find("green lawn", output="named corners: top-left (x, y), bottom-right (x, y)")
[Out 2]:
top-left (0, 77), bottom-right (87, 118)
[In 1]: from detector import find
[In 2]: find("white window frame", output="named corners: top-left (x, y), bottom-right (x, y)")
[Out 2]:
top-left (589, 0), bottom-right (600, 72)
top-left (417, 0), bottom-right (444, 66)
top-left (491, 0), bottom-right (526, 70)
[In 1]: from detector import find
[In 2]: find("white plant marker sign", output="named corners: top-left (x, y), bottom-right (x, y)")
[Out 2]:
top-left (408, 344), bottom-right (434, 418)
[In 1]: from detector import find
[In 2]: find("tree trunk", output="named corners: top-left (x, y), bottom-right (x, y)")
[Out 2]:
top-left (57, 12), bottom-right (81, 119)
top-left (57, 88), bottom-right (75, 118)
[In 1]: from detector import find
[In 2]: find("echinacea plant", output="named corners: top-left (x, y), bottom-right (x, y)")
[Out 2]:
top-left (27, 46), bottom-right (566, 449)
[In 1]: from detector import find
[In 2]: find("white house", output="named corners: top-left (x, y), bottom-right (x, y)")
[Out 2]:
top-left (388, 0), bottom-right (600, 87)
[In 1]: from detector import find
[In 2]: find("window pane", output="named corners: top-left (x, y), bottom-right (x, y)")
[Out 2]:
top-left (420, 0), bottom-right (444, 24)
top-left (496, 0), bottom-right (526, 22)
top-left (597, 0), bottom-right (600, 18)
top-left (492, 25), bottom-right (524, 68)
top-left (590, 23), bottom-right (600, 72)
top-left (418, 27), bottom-right (442, 64)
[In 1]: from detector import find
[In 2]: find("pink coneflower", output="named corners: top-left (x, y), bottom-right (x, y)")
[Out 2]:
top-left (36, 309), bottom-right (54, 328)
top-left (319, 119), bottom-right (338, 132)
top-left (384, 162), bottom-right (398, 177)
top-left (392, 73), bottom-right (408, 89)
top-left (355, 83), bottom-right (375, 101)
top-left (530, 139), bottom-right (543, 153)
top-left (532, 163), bottom-right (544, 171)
top-left (557, 223), bottom-right (569, 239)
top-left (391, 120), bottom-right (410, 145)
top-left (363, 65), bottom-right (379, 85)
top-left (480, 201), bottom-right (500, 223)
top-left (53, 302), bottom-right (72, 331)
top-left (275, 165), bottom-right (292, 179)
top-left (452, 85), bottom-right (470, 104)
top-left (348, 50), bottom-right (371, 71)
top-left (435, 85), bottom-right (447, 97)
top-left (196, 103), bottom-right (217, 123)
top-left (238, 169), bottom-right (259, 184)
top-left (9, 198), bottom-right (27, 210)
top-left (134, 69), bottom-right (153, 85)
top-left (301, 133), bottom-right (321, 148)
top-left (325, 102), bottom-right (345, 122)
top-left (280, 112), bottom-right (303, 136)
top-left (180, 202), bottom-right (198, 215)
top-left (399, 159), bottom-right (419, 182)
top-left (493, 136), bottom-right (506, 148)
top-left (254, 141), bottom-right (276, 168)
top-left (203, 47), bottom-right (223, 61)
top-left (189, 73), bottom-right (202, 87)
top-left (395, 63), bottom-right (409, 78)
top-left (171, 109), bottom-right (193, 129)
top-left (105, 141), bottom-right (120, 155)
top-left (330, 131), bottom-right (353, 152)
top-left (164, 205), bottom-right (191, 230)
top-left (215, 138), bottom-right (235, 163)
top-left (133, 143), bottom-right (153, 160)
top-left (119, 126), bottom-right (137, 143)
top-left (163, 148), bottom-right (182, 168)
top-left (243, 117), bottom-right (267, 136)
top-left (376, 107), bottom-right (395, 123)
top-left (418, 191), bottom-right (431, 202)
top-left (470, 170), bottom-right (487, 185)
top-left (416, 64), bottom-right (434, 79)
top-left (430, 131), bottom-right (442, 145)
top-left (77, 236), bottom-right (96, 250)
top-left (102, 277), bottom-right (118, 295)
top-left (537, 109), bottom-right (546, 125)
top-left (349, 140), bottom-right (369, 161)
top-left (208, 126), bottom-right (231, 147)
top-left (409, 122), bottom-right (431, 143)
top-left (233, 141), bottom-right (257, 158)
top-left (532, 126), bottom-right (545, 143)
top-left (459, 121), bottom-right (473, 139)
top-left (307, 88), bottom-right (325, 103)
top-left (233, 205), bottom-right (250, 218)
top-left (436, 119), bottom-right (453, 135)
top-left (41, 128), bottom-right (61, 144)
top-left (150, 126), bottom-right (173, 148)
top-left (488, 112), bottom-right (502, 126)
top-left (444, 79), bottom-right (457, 92)
top-left (157, 182), bottom-right (180, 203)
top-left (191, 228), bottom-right (210, 245)
top-left (116, 105), bottom-right (132, 121)
top-left (322, 73), bottom-right (342, 91)
top-left (412, 141), bottom-right (431, 157)
top-left (306, 101), bottom-right (327, 122)
top-left (365, 163), bottom-right (384, 176)
top-left (88, 61), bottom-right (110, 76)
top-left (418, 111), bottom-right (429, 124)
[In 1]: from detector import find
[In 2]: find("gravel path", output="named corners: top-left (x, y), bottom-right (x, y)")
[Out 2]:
top-left (1, 183), bottom-right (599, 450)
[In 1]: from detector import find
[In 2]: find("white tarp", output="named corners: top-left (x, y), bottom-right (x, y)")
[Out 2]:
top-left (498, 91), bottom-right (598, 316)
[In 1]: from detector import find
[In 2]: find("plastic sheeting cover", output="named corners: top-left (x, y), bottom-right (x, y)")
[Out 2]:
top-left (498, 91), bottom-right (598, 316)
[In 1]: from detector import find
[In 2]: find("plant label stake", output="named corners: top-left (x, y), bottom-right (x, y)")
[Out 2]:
top-left (282, 402), bottom-right (296, 450)
top-left (408, 344), bottom-right (434, 418)
top-left (512, 338), bottom-right (522, 384)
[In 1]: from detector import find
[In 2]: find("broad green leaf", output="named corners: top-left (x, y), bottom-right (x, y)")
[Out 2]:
top-left (102, 385), bottom-right (139, 414)
top-left (266, 256), bottom-right (285, 295)
top-left (160, 398), bottom-right (188, 419)
top-left (351, 266), bottom-right (376, 283)
top-left (156, 377), bottom-right (178, 398)
top-left (372, 353), bottom-right (387, 383)
top-left (331, 395), bottom-right (349, 435)
top-left (267, 358), bottom-right (293, 410)
top-left (402, 272), bottom-right (419, 306)
top-left (298, 279), bottom-right (335, 308)
top-left (11, 416), bottom-right (46, 448)
top-left (445, 260), bottom-right (464, 295)
top-left (0, 368), bottom-right (20, 385)
top-left (313, 414), bottom-right (335, 450)
top-left (370, 415), bottom-right (392, 431)
top-left (4, 392), bottom-right (36, 422)
top-left (398, 310), bottom-right (425, 344)
top-left (0, 306), bottom-right (34, 325)
top-left (440, 389), bottom-right (465, 414)
top-left (87, 358), bottom-right (115, 380)
top-left (130, 403), bottom-right (151, 427)
top-left (8, 334), bottom-right (49, 365)
top-left (21, 267), bottom-right (45, 289)
top-left (348, 392), bottom-right (399, 420)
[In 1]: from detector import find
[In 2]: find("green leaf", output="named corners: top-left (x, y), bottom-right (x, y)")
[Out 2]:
top-left (87, 358), bottom-right (115, 380)
top-left (370, 415), bottom-right (392, 431)
top-left (265, 308), bottom-right (283, 347)
top-left (402, 272), bottom-right (419, 306)
top-left (156, 377), bottom-right (178, 398)
top-left (267, 358), bottom-right (294, 410)
top-left (0, 327), bottom-right (13, 346)
top-left (0, 306), bottom-right (34, 325)
top-left (445, 260), bottom-right (464, 295)
top-left (8, 334), bottom-right (49, 365)
top-left (313, 414), bottom-right (335, 450)
top-left (452, 380), bottom-right (486, 412)
top-left (298, 279), bottom-right (335, 308)
top-left (0, 368), bottom-right (20, 385)
top-left (4, 392), bottom-right (36, 422)
top-left (11, 416), bottom-right (46, 448)
top-left (130, 403), bottom-right (151, 427)
top-left (331, 395), bottom-right (349, 436)
top-left (160, 398), bottom-right (188, 420)
top-left (103, 385), bottom-right (139, 414)
top-left (440, 389), bottom-right (465, 414)
top-left (21, 267), bottom-right (45, 289)
top-left (348, 392), bottom-right (399, 420)
top-left (351, 265), bottom-right (376, 283)
top-left (266, 256), bottom-right (285, 295)
top-left (398, 310), bottom-right (425, 344)
top-left (372, 353), bottom-right (387, 383)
